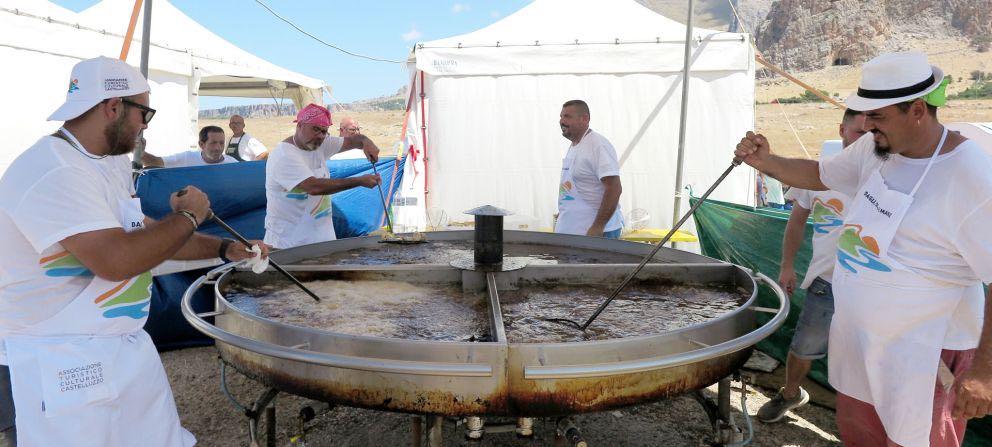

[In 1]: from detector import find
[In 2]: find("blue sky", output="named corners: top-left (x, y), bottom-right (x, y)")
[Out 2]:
top-left (52, 0), bottom-right (533, 109)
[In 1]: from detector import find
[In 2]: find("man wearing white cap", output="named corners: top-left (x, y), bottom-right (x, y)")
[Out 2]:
top-left (264, 103), bottom-right (380, 249)
top-left (735, 52), bottom-right (992, 446)
top-left (0, 56), bottom-right (266, 446)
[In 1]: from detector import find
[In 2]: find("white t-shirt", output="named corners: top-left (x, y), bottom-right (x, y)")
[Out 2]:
top-left (0, 134), bottom-right (136, 363)
top-left (821, 134), bottom-right (992, 349)
top-left (227, 132), bottom-right (267, 161)
top-left (784, 188), bottom-right (849, 289)
top-left (264, 138), bottom-right (344, 249)
top-left (161, 150), bottom-right (237, 168)
top-left (555, 130), bottom-right (623, 234)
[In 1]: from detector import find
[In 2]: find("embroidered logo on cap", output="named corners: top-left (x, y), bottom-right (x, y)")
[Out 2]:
top-left (68, 78), bottom-right (79, 94)
top-left (104, 78), bottom-right (130, 91)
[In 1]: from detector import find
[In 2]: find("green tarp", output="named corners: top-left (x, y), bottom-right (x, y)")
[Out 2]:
top-left (690, 197), bottom-right (992, 445)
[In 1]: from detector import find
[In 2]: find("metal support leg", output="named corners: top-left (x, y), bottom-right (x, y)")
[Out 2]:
top-left (247, 388), bottom-right (279, 447)
top-left (265, 404), bottom-right (276, 447)
top-left (555, 417), bottom-right (587, 447)
top-left (515, 417), bottom-right (534, 437)
top-left (411, 416), bottom-right (423, 447)
top-left (426, 414), bottom-right (444, 447)
top-left (465, 416), bottom-right (484, 440)
top-left (691, 375), bottom-right (744, 446)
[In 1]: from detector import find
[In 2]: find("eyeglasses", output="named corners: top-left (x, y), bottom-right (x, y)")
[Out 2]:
top-left (344, 127), bottom-right (361, 132)
top-left (121, 98), bottom-right (156, 125)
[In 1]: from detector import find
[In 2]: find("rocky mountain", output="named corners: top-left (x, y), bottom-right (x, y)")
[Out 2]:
top-left (198, 86), bottom-right (408, 118)
top-left (753, 0), bottom-right (992, 72)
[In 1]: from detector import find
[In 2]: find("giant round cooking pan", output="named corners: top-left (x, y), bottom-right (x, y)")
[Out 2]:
top-left (182, 230), bottom-right (788, 417)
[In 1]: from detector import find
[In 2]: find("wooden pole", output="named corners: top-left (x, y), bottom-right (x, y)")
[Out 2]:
top-left (119, 0), bottom-right (144, 60)
top-left (756, 54), bottom-right (846, 109)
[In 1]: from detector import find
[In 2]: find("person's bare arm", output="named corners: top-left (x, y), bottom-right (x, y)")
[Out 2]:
top-left (141, 151), bottom-right (165, 168)
top-left (60, 186), bottom-right (212, 281)
top-left (734, 132), bottom-right (828, 191)
top-left (586, 176), bottom-right (621, 236)
top-left (296, 175), bottom-right (381, 196)
top-left (952, 286), bottom-right (992, 419)
top-left (779, 205), bottom-right (810, 295)
top-left (341, 135), bottom-right (380, 162)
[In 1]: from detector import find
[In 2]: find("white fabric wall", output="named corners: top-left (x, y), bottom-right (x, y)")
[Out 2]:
top-left (417, 71), bottom-right (754, 230)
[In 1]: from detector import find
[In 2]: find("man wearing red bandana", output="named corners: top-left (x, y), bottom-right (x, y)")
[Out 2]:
top-left (263, 103), bottom-right (381, 249)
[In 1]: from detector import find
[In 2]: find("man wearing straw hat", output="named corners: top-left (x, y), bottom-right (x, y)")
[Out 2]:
top-left (264, 103), bottom-right (381, 249)
top-left (735, 51), bottom-right (992, 446)
top-left (0, 56), bottom-right (266, 446)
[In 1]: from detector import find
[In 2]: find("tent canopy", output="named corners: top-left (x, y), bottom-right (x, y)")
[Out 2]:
top-left (0, 0), bottom-right (325, 173)
top-left (77, 0), bottom-right (324, 105)
top-left (395, 0), bottom-right (755, 234)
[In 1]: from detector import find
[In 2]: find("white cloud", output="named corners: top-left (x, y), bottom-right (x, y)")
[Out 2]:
top-left (402, 28), bottom-right (422, 41)
top-left (452, 3), bottom-right (470, 14)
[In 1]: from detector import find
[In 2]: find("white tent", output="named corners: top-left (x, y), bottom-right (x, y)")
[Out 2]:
top-left (0, 0), bottom-right (323, 175)
top-left (394, 0), bottom-right (755, 233)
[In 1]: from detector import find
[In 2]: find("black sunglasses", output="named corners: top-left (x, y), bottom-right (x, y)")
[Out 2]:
top-left (121, 98), bottom-right (156, 125)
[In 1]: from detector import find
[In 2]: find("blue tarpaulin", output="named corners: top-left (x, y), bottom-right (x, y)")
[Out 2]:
top-left (135, 156), bottom-right (405, 350)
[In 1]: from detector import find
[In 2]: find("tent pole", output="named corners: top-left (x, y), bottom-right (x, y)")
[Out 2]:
top-left (419, 70), bottom-right (429, 212)
top-left (133, 0), bottom-right (152, 170)
top-left (119, 0), bottom-right (143, 60)
top-left (671, 0), bottom-right (694, 242)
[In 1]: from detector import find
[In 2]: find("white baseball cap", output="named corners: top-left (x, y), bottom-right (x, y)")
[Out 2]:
top-left (845, 52), bottom-right (943, 112)
top-left (48, 56), bottom-right (150, 121)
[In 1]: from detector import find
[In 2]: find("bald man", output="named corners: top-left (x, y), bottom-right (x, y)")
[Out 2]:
top-left (226, 114), bottom-right (267, 161)
top-left (338, 117), bottom-right (361, 138)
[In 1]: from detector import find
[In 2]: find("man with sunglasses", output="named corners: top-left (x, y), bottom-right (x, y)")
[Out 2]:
top-left (264, 103), bottom-right (380, 249)
top-left (0, 57), bottom-right (267, 446)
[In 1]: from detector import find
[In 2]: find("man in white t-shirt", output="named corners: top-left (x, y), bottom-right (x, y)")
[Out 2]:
top-left (554, 99), bottom-right (623, 238)
top-left (227, 114), bottom-right (268, 161)
top-left (264, 104), bottom-right (380, 249)
top-left (735, 52), bottom-right (992, 446)
top-left (141, 125), bottom-right (238, 168)
top-left (0, 57), bottom-right (265, 446)
top-left (756, 108), bottom-right (866, 423)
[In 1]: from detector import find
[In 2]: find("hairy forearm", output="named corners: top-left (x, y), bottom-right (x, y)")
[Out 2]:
top-left (591, 179), bottom-right (621, 230)
top-left (303, 177), bottom-right (364, 195)
top-left (172, 231), bottom-right (224, 260)
top-left (758, 155), bottom-right (828, 191)
top-left (781, 208), bottom-right (809, 268)
top-left (141, 152), bottom-right (164, 168)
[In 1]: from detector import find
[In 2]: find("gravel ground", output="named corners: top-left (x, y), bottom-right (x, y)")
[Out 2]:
top-left (162, 347), bottom-right (840, 447)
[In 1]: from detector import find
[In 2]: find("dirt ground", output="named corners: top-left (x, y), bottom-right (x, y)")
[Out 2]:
top-left (162, 347), bottom-right (840, 447)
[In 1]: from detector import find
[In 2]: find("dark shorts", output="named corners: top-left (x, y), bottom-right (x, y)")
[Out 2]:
top-left (788, 277), bottom-right (835, 360)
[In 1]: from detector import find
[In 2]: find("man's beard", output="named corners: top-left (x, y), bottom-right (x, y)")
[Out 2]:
top-left (872, 132), bottom-right (890, 160)
top-left (104, 114), bottom-right (137, 156)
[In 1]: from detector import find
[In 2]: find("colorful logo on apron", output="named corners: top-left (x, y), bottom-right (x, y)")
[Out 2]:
top-left (559, 181), bottom-right (575, 202)
top-left (837, 224), bottom-right (891, 273)
top-left (310, 195), bottom-right (331, 219)
top-left (811, 198), bottom-right (844, 234)
top-left (286, 187), bottom-right (308, 200)
top-left (94, 272), bottom-right (153, 319)
top-left (39, 251), bottom-right (92, 277)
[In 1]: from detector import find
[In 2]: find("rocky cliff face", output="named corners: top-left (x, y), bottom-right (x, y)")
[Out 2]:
top-left (755, 0), bottom-right (992, 71)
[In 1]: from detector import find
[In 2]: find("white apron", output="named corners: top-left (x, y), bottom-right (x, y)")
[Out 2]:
top-left (4, 196), bottom-right (195, 446)
top-left (828, 129), bottom-right (964, 447)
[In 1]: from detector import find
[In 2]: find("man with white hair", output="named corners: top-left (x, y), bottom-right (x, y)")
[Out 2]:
top-left (735, 52), bottom-right (992, 446)
top-left (0, 56), bottom-right (265, 446)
